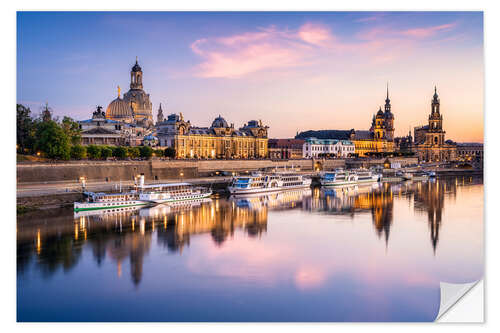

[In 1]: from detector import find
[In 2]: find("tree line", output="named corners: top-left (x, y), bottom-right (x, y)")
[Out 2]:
top-left (17, 104), bottom-right (175, 160)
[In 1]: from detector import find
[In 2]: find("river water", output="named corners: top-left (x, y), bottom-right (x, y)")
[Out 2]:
top-left (17, 176), bottom-right (483, 322)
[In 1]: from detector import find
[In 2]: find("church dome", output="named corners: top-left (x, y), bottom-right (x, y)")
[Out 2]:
top-left (132, 60), bottom-right (142, 72)
top-left (106, 97), bottom-right (133, 120)
top-left (211, 115), bottom-right (229, 128)
top-left (376, 107), bottom-right (384, 117)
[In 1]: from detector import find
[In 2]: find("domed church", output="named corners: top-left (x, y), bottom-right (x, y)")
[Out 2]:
top-left (106, 58), bottom-right (154, 128)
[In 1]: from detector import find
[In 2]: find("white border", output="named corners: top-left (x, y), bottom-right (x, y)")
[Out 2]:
top-left (3, 0), bottom-right (497, 331)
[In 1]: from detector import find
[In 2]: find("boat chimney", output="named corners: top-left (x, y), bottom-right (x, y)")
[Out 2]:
top-left (139, 173), bottom-right (145, 189)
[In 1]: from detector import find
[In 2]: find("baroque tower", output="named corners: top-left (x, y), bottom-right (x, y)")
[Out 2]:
top-left (384, 83), bottom-right (395, 141)
top-left (426, 86), bottom-right (445, 146)
top-left (374, 107), bottom-right (386, 140)
top-left (130, 57), bottom-right (143, 90)
top-left (122, 58), bottom-right (153, 128)
top-left (157, 103), bottom-right (164, 124)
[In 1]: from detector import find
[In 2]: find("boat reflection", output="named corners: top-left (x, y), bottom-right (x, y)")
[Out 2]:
top-left (16, 176), bottom-right (482, 287)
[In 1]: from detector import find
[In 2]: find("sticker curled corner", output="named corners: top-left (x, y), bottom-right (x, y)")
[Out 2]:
top-left (435, 280), bottom-right (481, 321)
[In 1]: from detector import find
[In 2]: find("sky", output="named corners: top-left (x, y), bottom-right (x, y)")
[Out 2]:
top-left (17, 11), bottom-right (484, 142)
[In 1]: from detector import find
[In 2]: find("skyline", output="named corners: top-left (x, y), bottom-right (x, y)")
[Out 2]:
top-left (17, 11), bottom-right (484, 142)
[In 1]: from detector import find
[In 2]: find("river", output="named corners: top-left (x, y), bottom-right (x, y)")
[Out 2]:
top-left (17, 176), bottom-right (484, 322)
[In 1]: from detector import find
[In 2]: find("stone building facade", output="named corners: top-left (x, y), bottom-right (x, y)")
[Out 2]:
top-left (296, 86), bottom-right (395, 157)
top-left (302, 138), bottom-right (355, 158)
top-left (156, 114), bottom-right (269, 159)
top-left (413, 88), bottom-right (457, 162)
top-left (79, 106), bottom-right (144, 146)
top-left (268, 139), bottom-right (304, 159)
top-left (456, 142), bottom-right (483, 163)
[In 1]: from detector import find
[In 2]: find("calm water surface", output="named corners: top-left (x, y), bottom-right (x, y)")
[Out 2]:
top-left (17, 176), bottom-right (483, 322)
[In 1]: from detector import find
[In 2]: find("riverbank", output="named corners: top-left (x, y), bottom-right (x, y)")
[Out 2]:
top-left (16, 176), bottom-right (234, 212)
top-left (17, 168), bottom-right (482, 212)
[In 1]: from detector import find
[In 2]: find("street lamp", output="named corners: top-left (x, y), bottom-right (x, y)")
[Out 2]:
top-left (79, 176), bottom-right (86, 191)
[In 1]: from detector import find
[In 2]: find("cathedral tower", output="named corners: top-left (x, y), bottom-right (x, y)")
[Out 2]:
top-left (426, 86), bottom-right (445, 145)
top-left (374, 107), bottom-right (386, 140)
top-left (429, 86), bottom-right (442, 131)
top-left (122, 58), bottom-right (153, 128)
top-left (130, 57), bottom-right (143, 90)
top-left (384, 83), bottom-right (395, 141)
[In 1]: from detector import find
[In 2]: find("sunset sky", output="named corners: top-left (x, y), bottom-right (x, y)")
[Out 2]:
top-left (17, 11), bottom-right (483, 142)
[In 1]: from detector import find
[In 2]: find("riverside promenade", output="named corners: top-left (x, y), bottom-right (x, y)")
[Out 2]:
top-left (17, 176), bottom-right (234, 198)
top-left (16, 157), bottom-right (480, 209)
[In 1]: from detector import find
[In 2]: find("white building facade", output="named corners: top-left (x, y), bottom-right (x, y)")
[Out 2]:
top-left (303, 138), bottom-right (355, 158)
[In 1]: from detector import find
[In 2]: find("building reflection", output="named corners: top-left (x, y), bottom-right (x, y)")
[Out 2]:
top-left (306, 183), bottom-right (394, 244)
top-left (16, 176), bottom-right (481, 285)
top-left (411, 177), bottom-right (462, 253)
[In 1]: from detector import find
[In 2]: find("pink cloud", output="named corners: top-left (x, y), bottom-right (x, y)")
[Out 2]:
top-left (190, 23), bottom-right (332, 78)
top-left (298, 23), bottom-right (335, 46)
top-left (355, 14), bottom-right (386, 23)
top-left (190, 21), bottom-right (459, 78)
top-left (358, 23), bottom-right (457, 41)
top-left (400, 23), bottom-right (457, 38)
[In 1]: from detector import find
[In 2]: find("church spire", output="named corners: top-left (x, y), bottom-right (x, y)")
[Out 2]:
top-left (384, 82), bottom-right (391, 114)
top-left (117, 85), bottom-right (121, 98)
top-left (157, 103), bottom-right (164, 123)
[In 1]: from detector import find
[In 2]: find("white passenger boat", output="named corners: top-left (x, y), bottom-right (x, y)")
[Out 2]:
top-left (139, 182), bottom-right (212, 204)
top-left (74, 191), bottom-right (147, 212)
top-left (228, 172), bottom-right (312, 195)
top-left (319, 169), bottom-right (380, 187)
top-left (74, 175), bottom-right (211, 212)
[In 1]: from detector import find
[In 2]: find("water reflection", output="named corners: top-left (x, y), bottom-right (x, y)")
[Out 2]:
top-left (17, 176), bottom-right (482, 288)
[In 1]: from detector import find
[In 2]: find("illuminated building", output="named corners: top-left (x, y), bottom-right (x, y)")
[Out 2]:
top-left (413, 87), bottom-right (457, 162)
top-left (156, 114), bottom-right (269, 159)
top-left (302, 138), bottom-right (355, 158)
top-left (105, 58), bottom-right (154, 128)
top-left (295, 85), bottom-right (395, 157)
top-left (268, 139), bottom-right (304, 159)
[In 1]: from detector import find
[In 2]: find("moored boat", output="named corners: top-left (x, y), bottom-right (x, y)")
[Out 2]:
top-left (74, 191), bottom-right (147, 212)
top-left (228, 171), bottom-right (312, 195)
top-left (319, 169), bottom-right (380, 187)
top-left (74, 175), bottom-right (211, 212)
top-left (139, 182), bottom-right (212, 204)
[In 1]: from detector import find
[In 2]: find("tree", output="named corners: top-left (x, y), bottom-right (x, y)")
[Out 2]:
top-left (101, 146), bottom-right (113, 159)
top-left (70, 145), bottom-right (87, 160)
top-left (86, 145), bottom-right (101, 160)
top-left (61, 116), bottom-right (82, 145)
top-left (139, 146), bottom-right (153, 159)
top-left (153, 149), bottom-right (164, 157)
top-left (113, 146), bottom-right (128, 159)
top-left (34, 120), bottom-right (70, 160)
top-left (17, 104), bottom-right (35, 154)
top-left (128, 147), bottom-right (140, 158)
top-left (164, 147), bottom-right (176, 158)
